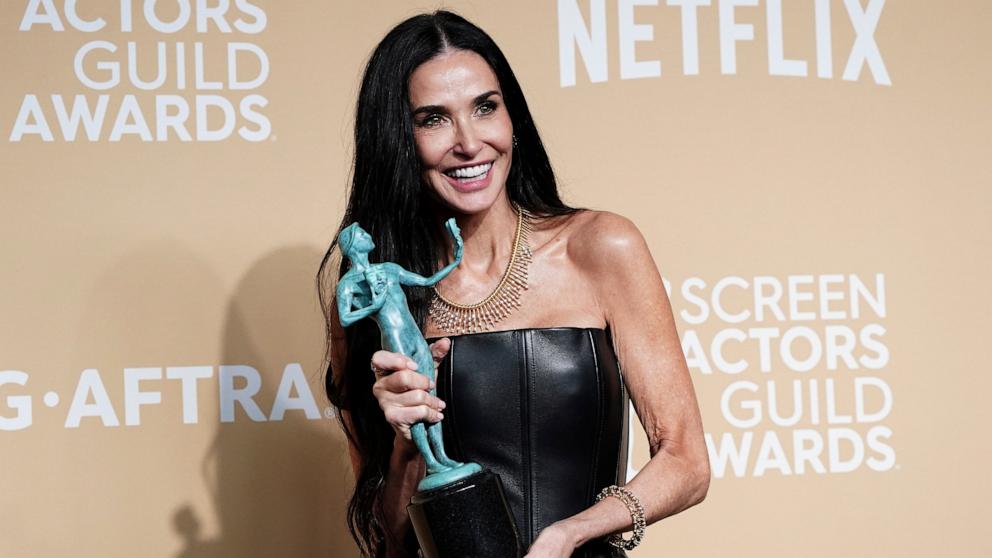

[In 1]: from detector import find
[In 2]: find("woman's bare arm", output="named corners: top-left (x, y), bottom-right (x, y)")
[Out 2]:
top-left (548, 211), bottom-right (710, 548)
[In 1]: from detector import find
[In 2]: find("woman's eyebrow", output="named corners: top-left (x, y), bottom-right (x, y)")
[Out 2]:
top-left (411, 90), bottom-right (501, 115)
top-left (473, 90), bottom-right (500, 103)
top-left (412, 103), bottom-right (445, 116)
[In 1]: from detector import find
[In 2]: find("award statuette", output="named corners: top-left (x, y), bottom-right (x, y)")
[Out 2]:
top-left (336, 219), bottom-right (522, 558)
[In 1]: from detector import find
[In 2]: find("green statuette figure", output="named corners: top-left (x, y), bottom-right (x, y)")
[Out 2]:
top-left (336, 218), bottom-right (482, 491)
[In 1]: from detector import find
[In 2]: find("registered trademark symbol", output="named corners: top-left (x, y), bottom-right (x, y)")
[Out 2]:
top-left (43, 391), bottom-right (60, 407)
top-left (324, 406), bottom-right (335, 419)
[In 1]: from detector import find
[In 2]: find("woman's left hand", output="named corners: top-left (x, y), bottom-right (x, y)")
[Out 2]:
top-left (524, 522), bottom-right (578, 558)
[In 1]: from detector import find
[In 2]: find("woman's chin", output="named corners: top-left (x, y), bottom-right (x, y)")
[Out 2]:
top-left (442, 199), bottom-right (492, 216)
top-left (432, 185), bottom-right (507, 216)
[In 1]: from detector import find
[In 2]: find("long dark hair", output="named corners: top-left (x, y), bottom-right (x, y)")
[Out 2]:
top-left (317, 10), bottom-right (577, 557)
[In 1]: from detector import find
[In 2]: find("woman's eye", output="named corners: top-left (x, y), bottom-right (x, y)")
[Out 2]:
top-left (477, 101), bottom-right (497, 115)
top-left (418, 114), bottom-right (444, 128)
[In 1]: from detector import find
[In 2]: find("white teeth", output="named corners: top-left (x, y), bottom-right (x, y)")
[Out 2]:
top-left (446, 163), bottom-right (492, 179)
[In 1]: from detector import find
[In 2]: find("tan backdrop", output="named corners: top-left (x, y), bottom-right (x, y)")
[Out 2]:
top-left (2, 1), bottom-right (989, 556)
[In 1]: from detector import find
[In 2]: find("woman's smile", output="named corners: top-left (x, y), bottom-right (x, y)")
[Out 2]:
top-left (443, 161), bottom-right (493, 192)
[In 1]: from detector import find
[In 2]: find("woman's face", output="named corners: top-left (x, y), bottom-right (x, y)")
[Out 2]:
top-left (408, 49), bottom-right (513, 215)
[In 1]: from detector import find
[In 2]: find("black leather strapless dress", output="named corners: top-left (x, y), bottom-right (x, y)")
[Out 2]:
top-left (425, 327), bottom-right (630, 558)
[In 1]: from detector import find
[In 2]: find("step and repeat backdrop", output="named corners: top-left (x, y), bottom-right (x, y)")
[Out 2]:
top-left (2, 1), bottom-right (989, 557)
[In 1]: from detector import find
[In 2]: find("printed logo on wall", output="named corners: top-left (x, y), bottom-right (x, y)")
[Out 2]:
top-left (0, 363), bottom-right (327, 431)
top-left (673, 273), bottom-right (894, 478)
top-left (556, 1), bottom-right (896, 480)
top-left (8, 0), bottom-right (272, 142)
top-left (557, 0), bottom-right (891, 87)
top-left (623, 274), bottom-right (893, 481)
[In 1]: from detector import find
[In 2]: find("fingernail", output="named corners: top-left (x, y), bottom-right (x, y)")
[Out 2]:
top-left (437, 412), bottom-right (444, 420)
top-left (439, 400), bottom-right (447, 409)
top-left (409, 361), bottom-right (418, 370)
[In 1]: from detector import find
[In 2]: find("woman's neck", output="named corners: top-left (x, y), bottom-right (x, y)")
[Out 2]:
top-left (437, 196), bottom-right (518, 277)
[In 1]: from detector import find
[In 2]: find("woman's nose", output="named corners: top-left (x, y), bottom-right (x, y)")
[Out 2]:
top-left (452, 120), bottom-right (482, 157)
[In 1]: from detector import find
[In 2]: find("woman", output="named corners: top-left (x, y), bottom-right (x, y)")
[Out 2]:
top-left (319, 10), bottom-right (710, 558)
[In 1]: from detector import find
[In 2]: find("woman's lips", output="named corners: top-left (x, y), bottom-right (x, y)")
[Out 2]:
top-left (443, 162), bottom-right (493, 193)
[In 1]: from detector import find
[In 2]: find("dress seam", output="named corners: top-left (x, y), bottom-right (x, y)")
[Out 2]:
top-left (588, 329), bottom-right (604, 509)
top-left (446, 339), bottom-right (464, 461)
top-left (519, 330), bottom-right (534, 544)
top-left (528, 330), bottom-right (540, 543)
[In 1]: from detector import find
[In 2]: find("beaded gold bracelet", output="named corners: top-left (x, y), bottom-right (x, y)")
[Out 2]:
top-left (595, 485), bottom-right (646, 550)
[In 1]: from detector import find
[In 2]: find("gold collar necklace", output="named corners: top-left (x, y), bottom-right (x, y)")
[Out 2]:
top-left (429, 204), bottom-right (532, 334)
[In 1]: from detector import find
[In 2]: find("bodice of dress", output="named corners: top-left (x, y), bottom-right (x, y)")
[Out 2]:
top-left (427, 327), bottom-right (630, 558)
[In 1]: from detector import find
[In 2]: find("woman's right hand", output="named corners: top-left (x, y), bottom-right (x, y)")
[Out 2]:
top-left (371, 338), bottom-right (451, 442)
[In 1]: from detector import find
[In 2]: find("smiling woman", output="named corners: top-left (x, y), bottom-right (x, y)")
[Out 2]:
top-left (318, 10), bottom-right (709, 558)
top-left (409, 51), bottom-right (514, 212)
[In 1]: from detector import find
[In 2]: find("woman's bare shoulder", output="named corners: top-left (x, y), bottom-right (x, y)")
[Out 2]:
top-left (561, 209), bottom-right (650, 271)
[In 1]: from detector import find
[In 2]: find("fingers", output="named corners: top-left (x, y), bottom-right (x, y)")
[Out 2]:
top-left (370, 349), bottom-right (448, 439)
top-left (429, 338), bottom-right (451, 364)
top-left (382, 403), bottom-right (445, 442)
top-left (422, 405), bottom-right (444, 423)
top-left (384, 405), bottom-right (444, 440)
top-left (382, 392), bottom-right (446, 430)
top-left (371, 350), bottom-right (418, 374)
top-left (391, 389), bottom-right (446, 412)
top-left (376, 369), bottom-right (433, 393)
top-left (383, 404), bottom-right (444, 427)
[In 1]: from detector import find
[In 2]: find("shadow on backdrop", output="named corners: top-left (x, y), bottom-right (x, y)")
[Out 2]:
top-left (171, 245), bottom-right (358, 558)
